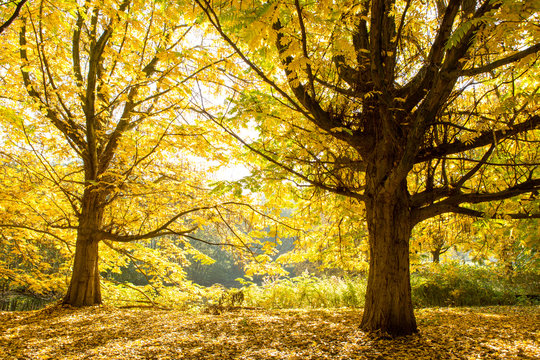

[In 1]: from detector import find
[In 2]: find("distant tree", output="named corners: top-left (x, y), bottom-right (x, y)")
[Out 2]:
top-left (185, 232), bottom-right (246, 287)
top-left (412, 214), bottom-right (472, 264)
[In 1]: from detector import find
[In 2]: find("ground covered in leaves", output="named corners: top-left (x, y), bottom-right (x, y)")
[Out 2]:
top-left (0, 305), bottom-right (538, 359)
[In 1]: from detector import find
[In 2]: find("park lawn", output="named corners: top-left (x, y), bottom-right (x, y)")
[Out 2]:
top-left (0, 305), bottom-right (538, 359)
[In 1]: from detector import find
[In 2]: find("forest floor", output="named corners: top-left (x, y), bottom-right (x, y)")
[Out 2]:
top-left (0, 305), bottom-right (538, 359)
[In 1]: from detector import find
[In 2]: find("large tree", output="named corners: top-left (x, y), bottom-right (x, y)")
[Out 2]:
top-left (194, 0), bottom-right (540, 334)
top-left (0, 0), bottom-right (230, 306)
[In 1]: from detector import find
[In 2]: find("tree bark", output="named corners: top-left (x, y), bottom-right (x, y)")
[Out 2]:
top-left (63, 235), bottom-right (101, 306)
top-left (361, 178), bottom-right (417, 335)
top-left (431, 249), bottom-right (441, 264)
top-left (63, 188), bottom-right (104, 306)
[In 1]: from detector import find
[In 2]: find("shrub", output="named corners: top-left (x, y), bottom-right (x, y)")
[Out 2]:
top-left (240, 263), bottom-right (539, 309)
top-left (410, 262), bottom-right (535, 307)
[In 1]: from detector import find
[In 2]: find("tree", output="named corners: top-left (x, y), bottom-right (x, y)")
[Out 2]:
top-left (194, 0), bottom-right (540, 334)
top-left (0, 0), bottom-right (232, 307)
top-left (466, 217), bottom-right (540, 273)
top-left (411, 213), bottom-right (472, 263)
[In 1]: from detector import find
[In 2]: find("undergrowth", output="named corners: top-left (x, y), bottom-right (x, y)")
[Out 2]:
top-left (6, 263), bottom-right (538, 311)
top-left (242, 273), bottom-right (366, 309)
top-left (241, 263), bottom-right (540, 309)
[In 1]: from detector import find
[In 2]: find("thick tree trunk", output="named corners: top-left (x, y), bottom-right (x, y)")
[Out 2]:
top-left (361, 179), bottom-right (417, 335)
top-left (63, 189), bottom-right (104, 306)
top-left (63, 235), bottom-right (101, 306)
top-left (431, 249), bottom-right (441, 264)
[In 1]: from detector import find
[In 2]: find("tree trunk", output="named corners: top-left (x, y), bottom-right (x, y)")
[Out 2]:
top-left (63, 235), bottom-right (101, 306)
top-left (361, 179), bottom-right (417, 335)
top-left (431, 249), bottom-right (441, 264)
top-left (63, 189), bottom-right (104, 306)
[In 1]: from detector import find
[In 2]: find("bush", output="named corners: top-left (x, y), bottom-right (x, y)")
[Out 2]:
top-left (410, 262), bottom-right (538, 307)
top-left (239, 263), bottom-right (540, 310)
top-left (243, 273), bottom-right (366, 309)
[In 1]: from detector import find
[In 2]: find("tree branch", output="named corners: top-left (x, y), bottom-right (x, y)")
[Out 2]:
top-left (398, 0), bottom-right (461, 109)
top-left (294, 0), bottom-right (315, 97)
top-left (0, 223), bottom-right (73, 250)
top-left (413, 179), bottom-right (540, 224)
top-left (272, 19), bottom-right (367, 151)
top-left (460, 43), bottom-right (540, 77)
top-left (193, 0), bottom-right (310, 120)
top-left (98, 206), bottom-right (213, 242)
top-left (414, 204), bottom-right (540, 224)
top-left (416, 115), bottom-right (540, 163)
top-left (18, 19), bottom-right (86, 154)
top-left (0, 0), bottom-right (27, 34)
top-left (192, 105), bottom-right (366, 201)
top-left (453, 143), bottom-right (495, 191)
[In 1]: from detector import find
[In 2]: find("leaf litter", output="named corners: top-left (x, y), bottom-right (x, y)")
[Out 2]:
top-left (0, 306), bottom-right (538, 359)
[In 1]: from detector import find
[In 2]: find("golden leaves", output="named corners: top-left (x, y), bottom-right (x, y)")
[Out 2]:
top-left (1, 306), bottom-right (538, 359)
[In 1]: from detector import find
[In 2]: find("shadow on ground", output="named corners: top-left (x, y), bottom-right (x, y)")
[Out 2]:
top-left (1, 305), bottom-right (538, 359)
